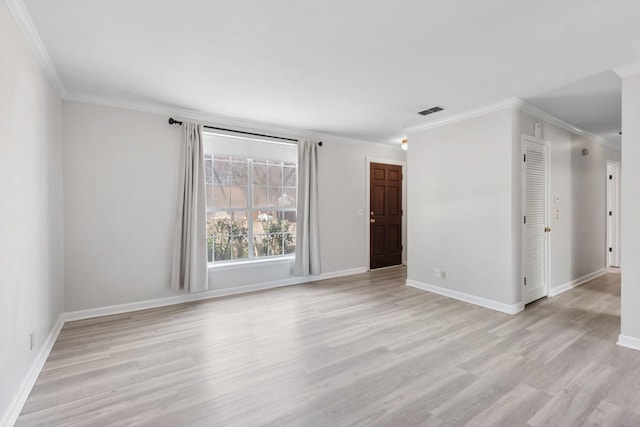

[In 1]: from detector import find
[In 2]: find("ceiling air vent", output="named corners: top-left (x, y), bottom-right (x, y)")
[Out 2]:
top-left (418, 106), bottom-right (444, 116)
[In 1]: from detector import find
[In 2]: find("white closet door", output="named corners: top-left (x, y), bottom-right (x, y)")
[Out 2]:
top-left (522, 139), bottom-right (549, 305)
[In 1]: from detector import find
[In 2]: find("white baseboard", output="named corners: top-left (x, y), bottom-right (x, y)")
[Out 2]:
top-left (64, 267), bottom-right (369, 322)
top-left (617, 335), bottom-right (640, 351)
top-left (549, 268), bottom-right (607, 297)
top-left (405, 280), bottom-right (524, 315)
top-left (0, 315), bottom-right (65, 427)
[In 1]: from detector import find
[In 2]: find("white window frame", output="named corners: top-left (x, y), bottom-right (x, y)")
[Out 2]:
top-left (205, 153), bottom-right (297, 265)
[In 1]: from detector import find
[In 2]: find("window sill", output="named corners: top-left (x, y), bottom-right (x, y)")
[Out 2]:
top-left (208, 256), bottom-right (295, 272)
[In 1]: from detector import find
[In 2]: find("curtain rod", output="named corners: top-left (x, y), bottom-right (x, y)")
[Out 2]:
top-left (168, 118), bottom-right (322, 146)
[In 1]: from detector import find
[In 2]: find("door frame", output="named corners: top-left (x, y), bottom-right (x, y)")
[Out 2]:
top-left (606, 160), bottom-right (621, 267)
top-left (365, 157), bottom-right (407, 271)
top-left (521, 134), bottom-right (551, 305)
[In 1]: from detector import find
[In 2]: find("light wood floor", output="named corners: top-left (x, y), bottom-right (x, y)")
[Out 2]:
top-left (17, 267), bottom-right (640, 426)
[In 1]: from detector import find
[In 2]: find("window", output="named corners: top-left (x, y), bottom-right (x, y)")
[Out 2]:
top-left (203, 134), bottom-right (297, 263)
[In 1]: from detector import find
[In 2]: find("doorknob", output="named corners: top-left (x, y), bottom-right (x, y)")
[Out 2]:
top-left (370, 219), bottom-right (376, 223)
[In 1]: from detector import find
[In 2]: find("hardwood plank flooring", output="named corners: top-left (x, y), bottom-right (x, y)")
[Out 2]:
top-left (16, 267), bottom-right (640, 426)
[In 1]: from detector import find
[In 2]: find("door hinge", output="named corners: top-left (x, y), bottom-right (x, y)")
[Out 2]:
top-left (524, 154), bottom-right (526, 162)
top-left (609, 247), bottom-right (613, 253)
top-left (524, 277), bottom-right (527, 286)
top-left (609, 174), bottom-right (613, 180)
top-left (524, 216), bottom-right (527, 224)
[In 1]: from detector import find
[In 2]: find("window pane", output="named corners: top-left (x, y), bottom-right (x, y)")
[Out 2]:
top-left (212, 185), bottom-right (230, 209)
top-left (253, 163), bottom-right (268, 185)
top-left (208, 211), bottom-right (249, 262)
top-left (277, 188), bottom-right (296, 208)
top-left (253, 186), bottom-right (268, 208)
top-left (213, 159), bottom-right (231, 185)
top-left (253, 234), bottom-right (268, 257)
top-left (205, 158), bottom-right (213, 184)
top-left (231, 161), bottom-right (247, 185)
top-left (253, 211), bottom-right (295, 256)
top-left (230, 186), bottom-right (247, 208)
top-left (268, 163), bottom-right (283, 187)
top-left (282, 210), bottom-right (297, 226)
top-left (284, 233), bottom-right (296, 255)
top-left (255, 233), bottom-right (283, 257)
top-left (283, 166), bottom-right (296, 187)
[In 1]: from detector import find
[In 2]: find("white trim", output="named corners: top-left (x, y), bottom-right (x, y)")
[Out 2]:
top-left (404, 98), bottom-right (516, 134)
top-left (513, 99), bottom-right (620, 151)
top-left (617, 335), bottom-right (640, 351)
top-left (548, 269), bottom-right (607, 297)
top-left (365, 157), bottom-right (407, 271)
top-left (405, 279), bottom-right (524, 315)
top-left (63, 267), bottom-right (367, 322)
top-left (606, 160), bottom-right (621, 268)
top-left (208, 256), bottom-right (294, 272)
top-left (614, 62), bottom-right (640, 79)
top-left (404, 97), bottom-right (620, 152)
top-left (0, 315), bottom-right (65, 427)
top-left (4, 0), bottom-right (66, 97)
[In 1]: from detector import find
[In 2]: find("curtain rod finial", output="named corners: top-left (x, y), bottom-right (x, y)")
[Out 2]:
top-left (318, 141), bottom-right (323, 147)
top-left (169, 117), bottom-right (183, 126)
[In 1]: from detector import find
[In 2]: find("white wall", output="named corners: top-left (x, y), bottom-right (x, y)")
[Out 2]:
top-left (620, 73), bottom-right (640, 343)
top-left (62, 101), bottom-right (405, 312)
top-left (0, 1), bottom-right (63, 422)
top-left (407, 109), bottom-right (518, 307)
top-left (406, 105), bottom-right (619, 313)
top-left (517, 112), bottom-right (620, 292)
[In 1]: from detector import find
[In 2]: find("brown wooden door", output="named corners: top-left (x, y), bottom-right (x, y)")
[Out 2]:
top-left (370, 162), bottom-right (402, 269)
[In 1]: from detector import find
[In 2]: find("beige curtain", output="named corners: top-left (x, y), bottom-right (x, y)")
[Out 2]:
top-left (171, 122), bottom-right (209, 292)
top-left (294, 140), bottom-right (321, 276)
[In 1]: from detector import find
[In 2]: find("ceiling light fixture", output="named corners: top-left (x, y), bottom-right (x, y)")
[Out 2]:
top-left (401, 138), bottom-right (408, 151)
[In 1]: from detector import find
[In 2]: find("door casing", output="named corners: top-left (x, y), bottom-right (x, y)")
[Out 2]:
top-left (607, 160), bottom-right (621, 267)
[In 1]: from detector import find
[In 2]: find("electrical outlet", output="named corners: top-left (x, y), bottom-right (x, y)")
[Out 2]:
top-left (441, 271), bottom-right (447, 280)
top-left (30, 333), bottom-right (35, 351)
top-left (434, 268), bottom-right (441, 278)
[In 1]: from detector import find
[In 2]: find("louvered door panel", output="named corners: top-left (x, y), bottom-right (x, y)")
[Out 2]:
top-left (523, 141), bottom-right (548, 305)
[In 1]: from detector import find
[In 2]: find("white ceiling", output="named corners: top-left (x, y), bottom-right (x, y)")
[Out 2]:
top-left (21, 0), bottom-right (640, 144)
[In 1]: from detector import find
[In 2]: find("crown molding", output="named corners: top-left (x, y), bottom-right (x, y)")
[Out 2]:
top-left (513, 98), bottom-right (620, 151)
top-left (614, 62), bottom-right (640, 79)
top-left (404, 98), bottom-right (517, 135)
top-left (63, 92), bottom-right (400, 148)
top-left (5, 0), bottom-right (66, 97)
top-left (404, 97), bottom-right (619, 152)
